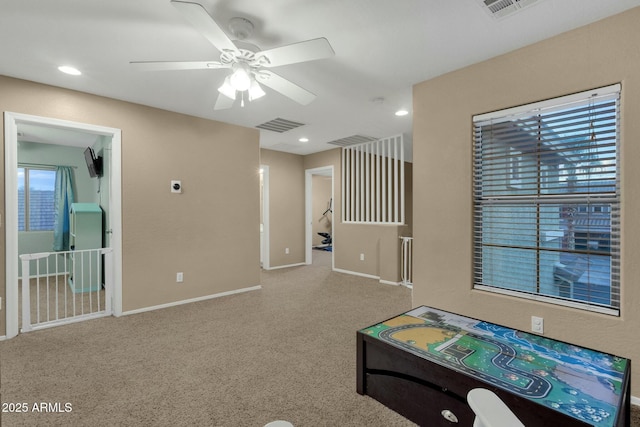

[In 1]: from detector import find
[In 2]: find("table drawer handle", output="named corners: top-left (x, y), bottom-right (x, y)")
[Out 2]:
top-left (441, 409), bottom-right (459, 423)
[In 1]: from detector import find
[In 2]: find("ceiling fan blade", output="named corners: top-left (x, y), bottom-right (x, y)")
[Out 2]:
top-left (257, 70), bottom-right (316, 105)
top-left (214, 93), bottom-right (235, 110)
top-left (258, 38), bottom-right (334, 68)
top-left (170, 0), bottom-right (239, 54)
top-left (129, 60), bottom-right (229, 71)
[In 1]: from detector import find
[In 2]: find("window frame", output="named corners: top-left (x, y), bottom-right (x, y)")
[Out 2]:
top-left (18, 165), bottom-right (57, 232)
top-left (472, 84), bottom-right (621, 316)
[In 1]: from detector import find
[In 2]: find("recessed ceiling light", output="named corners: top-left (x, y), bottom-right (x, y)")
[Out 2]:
top-left (299, 137), bottom-right (309, 143)
top-left (395, 109), bottom-right (409, 117)
top-left (58, 65), bottom-right (82, 76)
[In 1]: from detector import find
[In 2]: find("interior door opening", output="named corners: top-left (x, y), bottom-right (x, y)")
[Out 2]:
top-left (259, 165), bottom-right (270, 270)
top-left (305, 166), bottom-right (334, 268)
top-left (4, 112), bottom-right (122, 339)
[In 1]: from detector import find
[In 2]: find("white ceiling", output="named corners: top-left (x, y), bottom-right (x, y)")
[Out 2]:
top-left (17, 123), bottom-right (102, 148)
top-left (2, 0), bottom-right (639, 157)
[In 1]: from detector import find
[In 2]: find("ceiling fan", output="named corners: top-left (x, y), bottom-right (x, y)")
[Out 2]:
top-left (131, 0), bottom-right (335, 110)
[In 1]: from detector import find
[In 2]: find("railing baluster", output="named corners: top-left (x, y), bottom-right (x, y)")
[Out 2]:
top-left (72, 251), bottom-right (77, 316)
top-left (55, 254), bottom-right (60, 321)
top-left (64, 252), bottom-right (69, 319)
top-left (97, 251), bottom-right (102, 312)
top-left (35, 258), bottom-right (41, 324)
top-left (400, 237), bottom-right (413, 288)
top-left (88, 250), bottom-right (93, 313)
top-left (20, 255), bottom-right (32, 332)
top-left (80, 251), bottom-right (84, 315)
top-left (45, 256), bottom-right (50, 322)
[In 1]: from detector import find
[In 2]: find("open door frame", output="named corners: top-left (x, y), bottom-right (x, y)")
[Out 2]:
top-left (260, 165), bottom-right (270, 270)
top-left (4, 112), bottom-right (123, 339)
top-left (305, 166), bottom-right (334, 267)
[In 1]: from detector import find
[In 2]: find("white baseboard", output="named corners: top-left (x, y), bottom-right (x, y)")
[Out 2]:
top-left (632, 395), bottom-right (640, 406)
top-left (333, 268), bottom-right (405, 287)
top-left (333, 267), bottom-right (379, 280)
top-left (122, 285), bottom-right (262, 316)
top-left (263, 262), bottom-right (306, 270)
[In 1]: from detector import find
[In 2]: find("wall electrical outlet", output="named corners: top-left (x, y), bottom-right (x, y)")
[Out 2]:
top-left (285, 248), bottom-right (290, 254)
top-left (176, 272), bottom-right (184, 283)
top-left (171, 180), bottom-right (182, 193)
top-left (360, 253), bottom-right (365, 261)
top-left (531, 316), bottom-right (544, 334)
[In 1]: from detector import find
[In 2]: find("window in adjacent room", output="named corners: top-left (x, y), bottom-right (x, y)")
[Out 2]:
top-left (472, 84), bottom-right (621, 315)
top-left (18, 167), bottom-right (57, 231)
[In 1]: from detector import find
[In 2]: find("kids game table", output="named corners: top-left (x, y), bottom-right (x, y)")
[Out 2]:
top-left (357, 306), bottom-right (631, 426)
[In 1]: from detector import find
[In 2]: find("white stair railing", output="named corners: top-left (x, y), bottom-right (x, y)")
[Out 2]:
top-left (20, 248), bottom-right (112, 333)
top-left (400, 236), bottom-right (413, 288)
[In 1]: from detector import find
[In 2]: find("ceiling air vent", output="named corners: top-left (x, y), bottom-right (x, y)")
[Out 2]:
top-left (327, 135), bottom-right (378, 147)
top-left (255, 118), bottom-right (305, 133)
top-left (478, 0), bottom-right (541, 19)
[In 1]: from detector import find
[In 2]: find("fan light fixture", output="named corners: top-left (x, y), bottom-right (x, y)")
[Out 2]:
top-left (218, 76), bottom-right (236, 100)
top-left (218, 63), bottom-right (265, 106)
top-left (229, 63), bottom-right (251, 91)
top-left (133, 3), bottom-right (335, 110)
top-left (248, 79), bottom-right (265, 100)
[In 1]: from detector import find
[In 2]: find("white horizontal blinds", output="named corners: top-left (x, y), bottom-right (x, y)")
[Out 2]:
top-left (473, 84), bottom-right (621, 314)
top-left (342, 135), bottom-right (404, 224)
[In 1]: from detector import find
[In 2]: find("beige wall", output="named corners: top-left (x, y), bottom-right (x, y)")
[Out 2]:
top-left (260, 149), bottom-right (305, 267)
top-left (412, 7), bottom-right (640, 395)
top-left (1, 76), bottom-right (261, 333)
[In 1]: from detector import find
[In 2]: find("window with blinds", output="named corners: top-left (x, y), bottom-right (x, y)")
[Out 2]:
top-left (342, 135), bottom-right (405, 224)
top-left (472, 84), bottom-right (621, 315)
top-left (18, 167), bottom-right (57, 232)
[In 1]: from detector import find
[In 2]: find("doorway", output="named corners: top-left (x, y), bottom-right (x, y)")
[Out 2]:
top-left (305, 166), bottom-right (334, 268)
top-left (4, 112), bottom-right (122, 339)
top-left (259, 165), bottom-right (270, 269)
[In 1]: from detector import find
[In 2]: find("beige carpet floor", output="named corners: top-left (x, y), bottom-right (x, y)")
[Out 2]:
top-left (1, 250), bottom-right (638, 426)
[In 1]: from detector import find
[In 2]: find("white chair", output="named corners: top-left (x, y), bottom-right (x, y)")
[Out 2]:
top-left (467, 388), bottom-right (525, 427)
top-left (264, 421), bottom-right (294, 427)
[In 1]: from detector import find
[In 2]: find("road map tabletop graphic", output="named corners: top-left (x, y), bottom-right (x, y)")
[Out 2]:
top-left (360, 306), bottom-right (628, 427)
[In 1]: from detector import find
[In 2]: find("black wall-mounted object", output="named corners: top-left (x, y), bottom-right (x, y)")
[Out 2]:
top-left (84, 146), bottom-right (103, 178)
